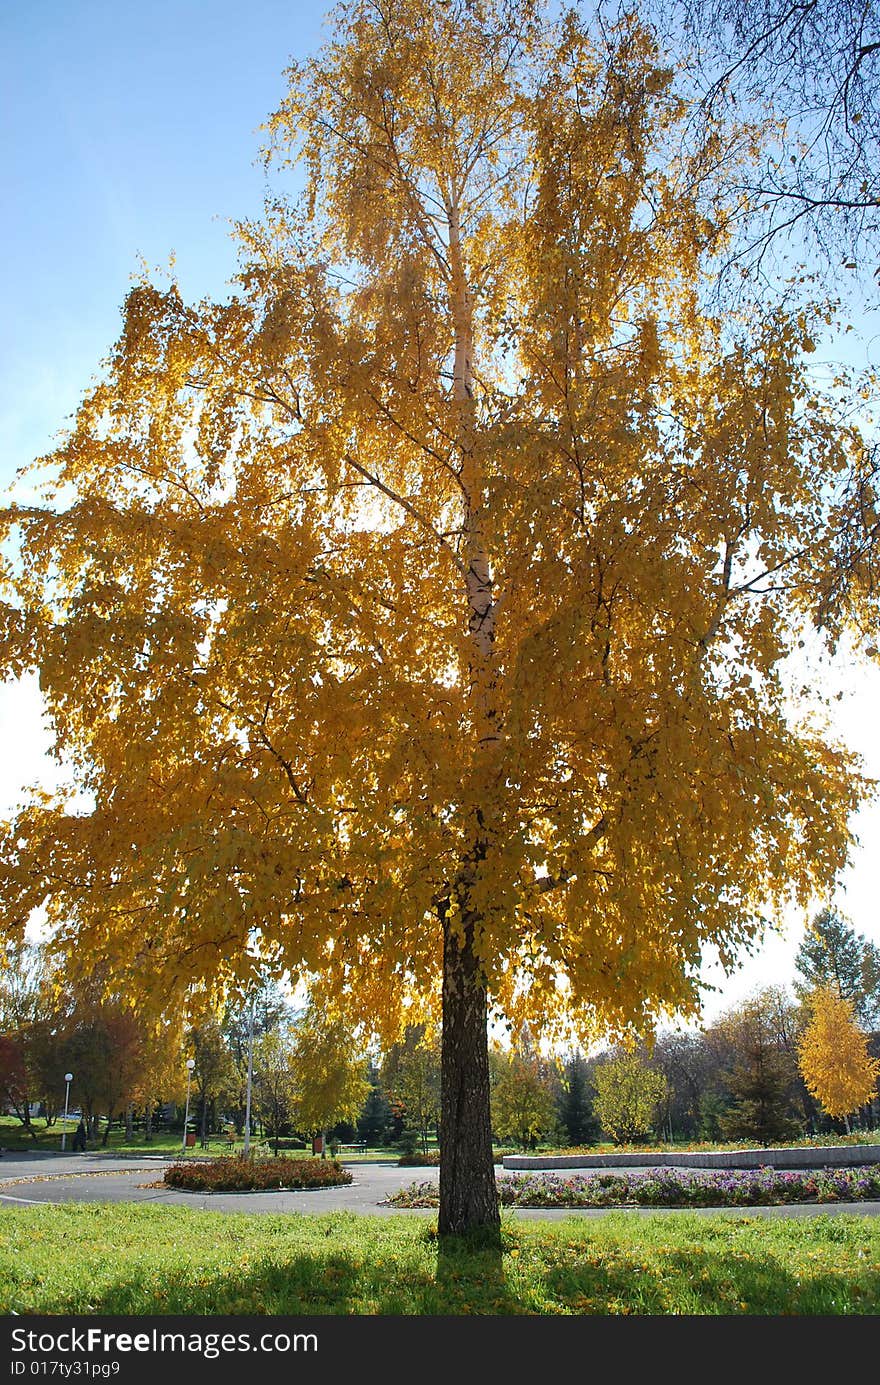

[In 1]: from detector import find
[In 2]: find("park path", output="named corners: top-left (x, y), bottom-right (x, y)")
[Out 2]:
top-left (1, 1151), bottom-right (879, 1219)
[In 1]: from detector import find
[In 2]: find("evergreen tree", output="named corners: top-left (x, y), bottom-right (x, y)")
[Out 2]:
top-left (794, 907), bottom-right (880, 1030)
top-left (356, 1062), bottom-right (393, 1148)
top-left (557, 1051), bottom-right (599, 1147)
top-left (715, 993), bottom-right (804, 1144)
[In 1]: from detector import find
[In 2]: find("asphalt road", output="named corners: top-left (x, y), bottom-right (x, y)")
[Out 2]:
top-left (2, 1150), bottom-right (879, 1220)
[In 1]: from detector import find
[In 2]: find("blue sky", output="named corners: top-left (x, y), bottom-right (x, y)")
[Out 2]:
top-left (1, 0), bottom-right (879, 1027)
top-left (0, 0), bottom-right (325, 490)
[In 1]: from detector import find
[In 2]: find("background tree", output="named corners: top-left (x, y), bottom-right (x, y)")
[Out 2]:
top-left (794, 906), bottom-right (880, 1030)
top-left (0, 1034), bottom-right (33, 1135)
top-left (188, 1020), bottom-right (236, 1148)
top-left (591, 1048), bottom-right (669, 1145)
top-left (130, 1016), bottom-right (186, 1143)
top-left (651, 1029), bottom-right (720, 1141)
top-left (0, 0), bottom-right (872, 1237)
top-left (288, 1005), bottom-right (369, 1153)
top-left (557, 1050), bottom-right (599, 1147)
top-left (798, 985), bottom-right (880, 1132)
top-left (252, 1027), bottom-right (298, 1154)
top-left (223, 975), bottom-right (292, 1135)
top-left (709, 989), bottom-right (804, 1143)
top-left (356, 1060), bottom-right (393, 1149)
top-left (0, 944), bottom-right (59, 1137)
top-left (380, 1024), bottom-right (441, 1154)
top-left (489, 1034), bottom-right (558, 1150)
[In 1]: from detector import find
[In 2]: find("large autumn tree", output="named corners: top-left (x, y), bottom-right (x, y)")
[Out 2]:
top-left (0, 0), bottom-right (873, 1234)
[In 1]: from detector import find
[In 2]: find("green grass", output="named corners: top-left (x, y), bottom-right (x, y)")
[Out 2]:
top-left (0, 1116), bottom-right (410, 1160)
top-left (0, 1203), bottom-right (878, 1314)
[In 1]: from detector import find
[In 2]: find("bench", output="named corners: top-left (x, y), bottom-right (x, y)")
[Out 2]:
top-left (337, 1142), bottom-right (367, 1152)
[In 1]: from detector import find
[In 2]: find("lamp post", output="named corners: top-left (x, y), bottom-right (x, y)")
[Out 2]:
top-left (243, 996), bottom-right (254, 1158)
top-left (181, 1058), bottom-right (195, 1156)
top-left (61, 1072), bottom-right (73, 1151)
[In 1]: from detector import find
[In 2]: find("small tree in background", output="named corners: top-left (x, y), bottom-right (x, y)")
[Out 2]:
top-left (490, 1036), bottom-right (558, 1150)
top-left (252, 1028), bottom-right (298, 1154)
top-left (557, 1051), bottom-right (599, 1147)
top-left (652, 1029), bottom-right (721, 1141)
top-left (223, 976), bottom-right (293, 1136)
top-left (381, 1025), bottom-right (441, 1155)
top-left (0, 943), bottom-right (62, 1137)
top-left (0, 1035), bottom-right (32, 1136)
top-left (713, 992), bottom-right (804, 1145)
top-left (188, 1020), bottom-right (236, 1148)
top-left (592, 1050), bottom-right (669, 1145)
top-left (798, 987), bottom-right (880, 1133)
top-left (289, 1005), bottom-right (370, 1155)
top-left (356, 1061), bottom-right (393, 1149)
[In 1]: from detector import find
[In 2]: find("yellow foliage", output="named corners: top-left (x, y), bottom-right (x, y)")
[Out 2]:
top-left (797, 986), bottom-right (880, 1120)
top-left (0, 0), bottom-right (872, 1051)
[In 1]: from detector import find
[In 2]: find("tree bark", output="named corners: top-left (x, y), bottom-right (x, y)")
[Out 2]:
top-left (439, 911), bottom-right (500, 1238)
top-left (436, 191), bottom-right (502, 1239)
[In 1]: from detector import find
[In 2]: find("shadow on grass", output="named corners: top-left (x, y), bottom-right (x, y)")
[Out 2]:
top-left (10, 1225), bottom-right (878, 1316)
top-left (537, 1239), bottom-right (880, 1315)
top-left (16, 1249), bottom-right (517, 1317)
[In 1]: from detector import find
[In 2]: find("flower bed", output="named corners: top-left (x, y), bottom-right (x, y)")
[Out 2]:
top-left (385, 1165), bottom-right (880, 1210)
top-left (163, 1157), bottom-right (353, 1192)
top-left (397, 1152), bottom-right (441, 1166)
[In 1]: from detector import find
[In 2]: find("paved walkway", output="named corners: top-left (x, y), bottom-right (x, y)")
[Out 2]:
top-left (1, 1150), bottom-right (879, 1220)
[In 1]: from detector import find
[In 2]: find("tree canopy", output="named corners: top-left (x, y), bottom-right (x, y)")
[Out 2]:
top-left (0, 0), bottom-right (875, 1232)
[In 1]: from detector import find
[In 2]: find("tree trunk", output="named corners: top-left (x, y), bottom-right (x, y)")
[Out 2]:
top-left (438, 913), bottom-right (500, 1238)
top-left (144, 1100), bottom-right (153, 1144)
top-left (435, 192), bottom-right (502, 1239)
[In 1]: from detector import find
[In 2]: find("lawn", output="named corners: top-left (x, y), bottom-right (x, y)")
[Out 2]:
top-left (0, 1117), bottom-right (399, 1160)
top-left (0, 1204), bottom-right (878, 1315)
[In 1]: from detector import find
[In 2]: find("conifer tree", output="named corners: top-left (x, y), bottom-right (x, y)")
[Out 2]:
top-left (795, 907), bottom-right (880, 1030)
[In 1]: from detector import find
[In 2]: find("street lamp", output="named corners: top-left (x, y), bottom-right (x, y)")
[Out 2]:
top-left (61, 1073), bottom-right (73, 1151)
top-left (243, 996), bottom-right (255, 1158)
top-left (181, 1058), bottom-right (196, 1155)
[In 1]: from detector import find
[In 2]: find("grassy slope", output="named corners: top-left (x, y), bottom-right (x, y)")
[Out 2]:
top-left (0, 1204), bottom-right (878, 1315)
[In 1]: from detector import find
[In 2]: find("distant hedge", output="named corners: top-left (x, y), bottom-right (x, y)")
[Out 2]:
top-left (163, 1157), bottom-right (352, 1192)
